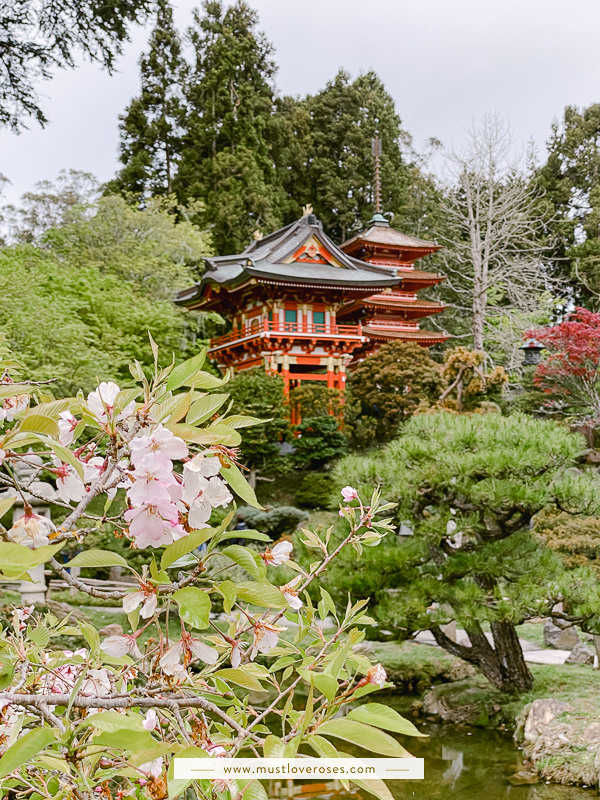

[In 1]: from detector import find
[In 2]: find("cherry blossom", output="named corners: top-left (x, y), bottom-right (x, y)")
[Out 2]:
top-left (143, 709), bottom-right (159, 731)
top-left (126, 454), bottom-right (179, 508)
top-left (14, 606), bottom-right (34, 632)
top-left (0, 701), bottom-right (19, 753)
top-left (100, 635), bottom-right (143, 660)
top-left (80, 668), bottom-right (112, 697)
top-left (159, 633), bottom-right (218, 675)
top-left (341, 486), bottom-right (359, 502)
top-left (58, 411), bottom-right (78, 446)
top-left (182, 454), bottom-right (232, 528)
top-left (281, 576), bottom-right (303, 611)
top-left (7, 508), bottom-right (53, 548)
top-left (366, 663), bottom-right (387, 688)
top-left (122, 588), bottom-right (157, 619)
top-left (250, 622), bottom-right (284, 660)
top-left (139, 757), bottom-right (163, 779)
top-left (52, 461), bottom-right (86, 504)
top-left (0, 394), bottom-right (30, 422)
top-left (124, 500), bottom-right (186, 549)
top-left (261, 540), bottom-right (293, 566)
top-left (88, 382), bottom-right (134, 424)
top-left (129, 425), bottom-right (187, 468)
top-left (230, 641), bottom-right (244, 668)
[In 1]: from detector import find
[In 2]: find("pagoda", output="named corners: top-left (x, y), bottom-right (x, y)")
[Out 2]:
top-left (176, 209), bottom-right (448, 397)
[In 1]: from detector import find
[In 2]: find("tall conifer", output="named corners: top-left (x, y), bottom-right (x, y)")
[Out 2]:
top-left (175, 1), bottom-right (281, 253)
top-left (110, 0), bottom-right (187, 199)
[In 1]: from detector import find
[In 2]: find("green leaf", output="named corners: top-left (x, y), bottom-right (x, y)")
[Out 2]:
top-left (312, 673), bottom-right (339, 702)
top-left (18, 414), bottom-right (59, 437)
top-left (213, 668), bottom-right (268, 692)
top-left (317, 719), bottom-right (410, 757)
top-left (0, 657), bottom-right (15, 691)
top-left (217, 580), bottom-right (236, 614)
top-left (165, 422), bottom-right (233, 446)
top-left (219, 530), bottom-right (271, 543)
top-left (0, 541), bottom-right (64, 579)
top-left (161, 529), bottom-right (215, 570)
top-left (172, 587), bottom-right (211, 629)
top-left (113, 388), bottom-right (140, 415)
top-left (39, 437), bottom-right (85, 479)
top-left (93, 728), bottom-right (156, 751)
top-left (219, 414), bottom-right (265, 429)
top-left (155, 392), bottom-right (191, 424)
top-left (27, 626), bottom-right (50, 648)
top-left (220, 457), bottom-right (261, 508)
top-left (166, 352), bottom-right (207, 391)
top-left (204, 422), bottom-right (241, 447)
top-left (263, 735), bottom-right (286, 758)
top-left (346, 703), bottom-right (426, 736)
top-left (85, 711), bottom-right (145, 733)
top-left (65, 549), bottom-right (129, 570)
top-left (33, 398), bottom-right (72, 418)
top-left (0, 383), bottom-right (32, 399)
top-left (235, 781), bottom-right (268, 800)
top-left (222, 545), bottom-right (261, 579)
top-left (306, 734), bottom-right (342, 759)
top-left (236, 581), bottom-right (286, 608)
top-left (167, 745), bottom-right (207, 800)
top-left (0, 728), bottom-right (56, 779)
top-left (0, 496), bottom-right (15, 518)
top-left (190, 371), bottom-right (229, 390)
top-left (187, 394), bottom-right (230, 425)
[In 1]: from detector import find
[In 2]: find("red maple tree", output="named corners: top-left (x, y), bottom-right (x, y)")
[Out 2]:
top-left (529, 307), bottom-right (600, 419)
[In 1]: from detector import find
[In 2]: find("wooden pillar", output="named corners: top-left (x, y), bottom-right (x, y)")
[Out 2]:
top-left (282, 354), bottom-right (290, 396)
top-left (327, 356), bottom-right (335, 389)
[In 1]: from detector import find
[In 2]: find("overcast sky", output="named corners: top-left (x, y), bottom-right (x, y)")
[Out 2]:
top-left (1, 0), bottom-right (599, 205)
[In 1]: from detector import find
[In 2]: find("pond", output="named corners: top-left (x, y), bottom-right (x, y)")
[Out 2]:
top-left (267, 717), bottom-right (597, 800)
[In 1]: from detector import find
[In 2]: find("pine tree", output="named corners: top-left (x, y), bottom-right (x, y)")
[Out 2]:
top-left (174, 0), bottom-right (281, 253)
top-left (281, 70), bottom-right (411, 241)
top-left (109, 0), bottom-right (187, 199)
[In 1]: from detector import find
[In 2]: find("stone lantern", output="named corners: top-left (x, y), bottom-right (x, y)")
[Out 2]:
top-left (521, 338), bottom-right (544, 366)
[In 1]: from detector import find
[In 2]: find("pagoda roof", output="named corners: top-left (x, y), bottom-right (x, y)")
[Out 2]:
top-left (342, 214), bottom-right (440, 254)
top-left (177, 214), bottom-right (403, 307)
top-left (362, 325), bottom-right (449, 344)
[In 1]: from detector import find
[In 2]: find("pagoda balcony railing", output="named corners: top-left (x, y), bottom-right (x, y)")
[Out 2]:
top-left (209, 320), bottom-right (364, 351)
top-left (367, 320), bottom-right (420, 331)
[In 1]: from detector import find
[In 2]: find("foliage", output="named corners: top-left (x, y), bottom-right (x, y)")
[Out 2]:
top-left (289, 384), bottom-right (343, 419)
top-left (296, 473), bottom-right (335, 509)
top-left (0, 344), bottom-right (403, 800)
top-left (227, 369), bottom-right (291, 483)
top-left (534, 507), bottom-right (600, 578)
top-left (329, 412), bottom-right (600, 693)
top-left (439, 347), bottom-right (507, 412)
top-left (237, 505), bottom-right (309, 539)
top-left (174, 0), bottom-right (280, 253)
top-left (538, 103), bottom-right (600, 301)
top-left (107, 0), bottom-right (187, 199)
top-left (0, 244), bottom-right (190, 395)
top-left (0, 0), bottom-right (154, 130)
top-left (293, 416), bottom-right (347, 469)
top-left (346, 341), bottom-right (444, 447)
top-left (529, 308), bottom-right (600, 420)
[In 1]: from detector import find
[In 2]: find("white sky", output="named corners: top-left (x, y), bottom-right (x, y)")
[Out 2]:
top-left (1, 0), bottom-right (599, 205)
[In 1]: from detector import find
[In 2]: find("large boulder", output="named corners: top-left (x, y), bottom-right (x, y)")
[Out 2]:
top-left (565, 641), bottom-right (594, 665)
top-left (543, 619), bottom-right (580, 650)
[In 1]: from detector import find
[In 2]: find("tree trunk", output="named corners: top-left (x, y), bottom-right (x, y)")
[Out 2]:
top-left (431, 620), bottom-right (533, 694)
top-left (248, 467), bottom-right (257, 490)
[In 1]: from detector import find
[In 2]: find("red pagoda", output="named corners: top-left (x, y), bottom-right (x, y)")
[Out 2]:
top-left (177, 209), bottom-right (448, 397)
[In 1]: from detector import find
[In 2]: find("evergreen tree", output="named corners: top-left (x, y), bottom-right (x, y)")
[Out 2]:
top-left (539, 104), bottom-right (600, 302)
top-left (174, 0), bottom-right (281, 253)
top-left (284, 70), bottom-right (411, 241)
top-left (109, 0), bottom-right (187, 199)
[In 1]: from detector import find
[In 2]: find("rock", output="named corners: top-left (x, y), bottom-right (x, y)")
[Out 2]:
top-left (44, 600), bottom-right (87, 622)
top-left (582, 722), bottom-right (600, 745)
top-left (509, 770), bottom-right (539, 785)
top-left (520, 699), bottom-right (574, 746)
top-left (543, 619), bottom-right (580, 650)
top-left (352, 641), bottom-right (376, 657)
top-left (566, 641), bottom-right (594, 665)
top-left (98, 623), bottom-right (123, 637)
top-left (421, 680), bottom-right (501, 726)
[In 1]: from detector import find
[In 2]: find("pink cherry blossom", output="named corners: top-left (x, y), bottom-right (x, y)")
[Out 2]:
top-left (366, 663), bottom-right (387, 688)
top-left (139, 757), bottom-right (163, 779)
top-left (100, 635), bottom-right (143, 660)
top-left (0, 393), bottom-right (30, 422)
top-left (127, 455), bottom-right (179, 508)
top-left (124, 501), bottom-right (185, 549)
top-left (80, 668), bottom-right (112, 697)
top-left (7, 508), bottom-right (53, 548)
top-left (341, 486), bottom-right (359, 502)
top-left (250, 622), bottom-right (284, 660)
top-left (281, 576), bottom-right (303, 611)
top-left (122, 589), bottom-right (157, 619)
top-left (143, 709), bottom-right (159, 731)
top-left (230, 641), bottom-right (244, 668)
top-left (87, 382), bottom-right (122, 422)
top-left (15, 606), bottom-right (34, 632)
top-left (129, 425), bottom-right (187, 468)
top-left (261, 540), bottom-right (293, 566)
top-left (58, 411), bottom-right (78, 446)
top-left (159, 633), bottom-right (218, 675)
top-left (52, 461), bottom-right (86, 504)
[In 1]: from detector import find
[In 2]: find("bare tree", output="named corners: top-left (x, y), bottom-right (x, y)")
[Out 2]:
top-left (439, 113), bottom-right (555, 355)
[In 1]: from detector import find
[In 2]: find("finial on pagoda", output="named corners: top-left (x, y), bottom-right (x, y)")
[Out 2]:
top-left (302, 203), bottom-right (314, 217)
top-left (253, 229), bottom-right (263, 241)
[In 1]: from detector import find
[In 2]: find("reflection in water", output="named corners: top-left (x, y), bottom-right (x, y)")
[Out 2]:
top-left (269, 720), bottom-right (597, 800)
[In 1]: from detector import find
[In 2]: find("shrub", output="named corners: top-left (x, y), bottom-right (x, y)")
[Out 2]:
top-left (237, 505), bottom-right (309, 539)
top-left (296, 472), bottom-right (334, 509)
